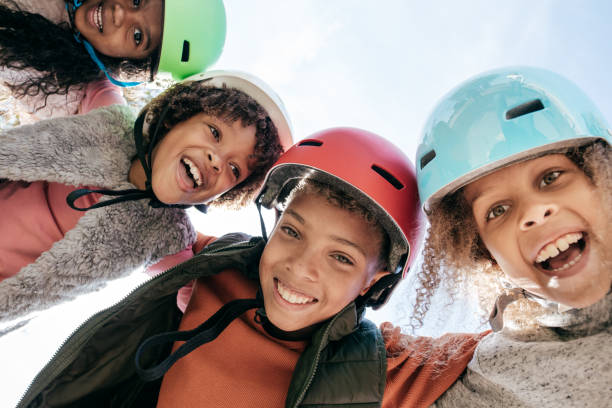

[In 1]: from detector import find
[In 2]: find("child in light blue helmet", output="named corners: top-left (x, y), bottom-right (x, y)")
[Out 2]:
top-left (415, 66), bottom-right (611, 407)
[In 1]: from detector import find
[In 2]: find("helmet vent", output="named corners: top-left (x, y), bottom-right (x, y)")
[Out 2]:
top-left (181, 41), bottom-right (190, 62)
top-left (372, 165), bottom-right (403, 190)
top-left (505, 99), bottom-right (544, 120)
top-left (298, 140), bottom-right (323, 147)
top-left (419, 149), bottom-right (436, 170)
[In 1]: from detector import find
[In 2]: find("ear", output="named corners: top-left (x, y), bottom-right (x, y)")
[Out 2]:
top-left (359, 270), bottom-right (390, 296)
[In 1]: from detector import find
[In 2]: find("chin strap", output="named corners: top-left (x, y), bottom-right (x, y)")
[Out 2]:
top-left (135, 297), bottom-right (262, 381)
top-left (65, 0), bottom-right (141, 87)
top-left (66, 107), bottom-right (207, 213)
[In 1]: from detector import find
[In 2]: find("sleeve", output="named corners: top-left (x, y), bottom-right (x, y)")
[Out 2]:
top-left (77, 79), bottom-right (126, 114)
top-left (0, 200), bottom-right (196, 324)
top-left (0, 104), bottom-right (135, 188)
top-left (381, 322), bottom-right (490, 408)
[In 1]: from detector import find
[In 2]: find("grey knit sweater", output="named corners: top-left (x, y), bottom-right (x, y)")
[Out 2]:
top-left (0, 105), bottom-right (196, 324)
top-left (433, 292), bottom-right (612, 407)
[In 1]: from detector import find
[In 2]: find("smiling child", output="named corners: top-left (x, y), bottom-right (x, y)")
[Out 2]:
top-left (0, 70), bottom-right (293, 322)
top-left (15, 128), bottom-right (485, 408)
top-left (0, 0), bottom-right (226, 118)
top-left (415, 66), bottom-right (611, 407)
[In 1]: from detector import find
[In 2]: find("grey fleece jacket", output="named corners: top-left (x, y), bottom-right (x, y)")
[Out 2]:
top-left (0, 105), bottom-right (196, 323)
top-left (433, 292), bottom-right (612, 407)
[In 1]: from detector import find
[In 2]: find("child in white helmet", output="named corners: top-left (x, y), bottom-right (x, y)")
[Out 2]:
top-left (0, 0), bottom-right (225, 119)
top-left (15, 128), bottom-right (485, 408)
top-left (415, 66), bottom-right (611, 407)
top-left (0, 71), bottom-right (292, 324)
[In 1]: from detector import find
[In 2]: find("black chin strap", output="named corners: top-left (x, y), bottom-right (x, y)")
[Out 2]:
top-left (66, 107), bottom-right (206, 213)
top-left (135, 297), bottom-right (262, 382)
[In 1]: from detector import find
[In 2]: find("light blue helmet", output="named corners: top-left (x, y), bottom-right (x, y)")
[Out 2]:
top-left (416, 66), bottom-right (611, 210)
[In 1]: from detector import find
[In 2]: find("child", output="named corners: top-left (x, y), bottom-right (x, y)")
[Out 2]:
top-left (15, 128), bottom-right (485, 408)
top-left (0, 70), bottom-right (293, 323)
top-left (414, 66), bottom-right (611, 407)
top-left (0, 0), bottom-right (226, 119)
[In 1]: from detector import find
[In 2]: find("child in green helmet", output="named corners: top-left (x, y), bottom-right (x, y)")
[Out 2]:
top-left (0, 71), bottom-right (292, 324)
top-left (414, 66), bottom-right (611, 407)
top-left (0, 0), bottom-right (225, 119)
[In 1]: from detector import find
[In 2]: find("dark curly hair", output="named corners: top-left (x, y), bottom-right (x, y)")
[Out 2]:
top-left (0, 1), bottom-right (152, 109)
top-left (142, 80), bottom-right (284, 208)
top-left (412, 142), bottom-right (611, 331)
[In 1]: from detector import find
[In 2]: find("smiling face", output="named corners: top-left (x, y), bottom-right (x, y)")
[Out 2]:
top-left (148, 112), bottom-right (256, 205)
top-left (259, 191), bottom-right (388, 332)
top-left (464, 154), bottom-right (611, 308)
top-left (74, 0), bottom-right (163, 59)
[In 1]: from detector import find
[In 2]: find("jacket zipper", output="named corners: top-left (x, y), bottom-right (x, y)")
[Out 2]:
top-left (17, 239), bottom-right (258, 407)
top-left (290, 304), bottom-right (351, 407)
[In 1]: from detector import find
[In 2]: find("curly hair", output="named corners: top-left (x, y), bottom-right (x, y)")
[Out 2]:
top-left (142, 81), bottom-right (284, 208)
top-left (412, 142), bottom-right (612, 330)
top-left (0, 2), bottom-right (152, 108)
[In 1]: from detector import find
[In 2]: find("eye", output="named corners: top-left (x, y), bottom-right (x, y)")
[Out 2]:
top-left (539, 171), bottom-right (562, 188)
top-left (230, 163), bottom-right (240, 180)
top-left (132, 0), bottom-right (141, 7)
top-left (332, 254), bottom-right (354, 265)
top-left (486, 204), bottom-right (510, 221)
top-left (281, 226), bottom-right (299, 239)
top-left (209, 125), bottom-right (220, 141)
top-left (133, 28), bottom-right (143, 46)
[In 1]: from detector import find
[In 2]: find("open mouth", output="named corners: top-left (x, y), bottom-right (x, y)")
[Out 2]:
top-left (534, 232), bottom-right (586, 273)
top-left (181, 157), bottom-right (203, 189)
top-left (275, 278), bottom-right (318, 305)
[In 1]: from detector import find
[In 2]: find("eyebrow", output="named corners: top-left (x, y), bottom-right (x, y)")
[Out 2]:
top-left (330, 236), bottom-right (367, 257)
top-left (284, 209), bottom-right (305, 224)
top-left (284, 209), bottom-right (367, 257)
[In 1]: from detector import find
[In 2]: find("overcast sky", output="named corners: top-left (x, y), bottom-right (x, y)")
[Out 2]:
top-left (1, 1), bottom-right (611, 405)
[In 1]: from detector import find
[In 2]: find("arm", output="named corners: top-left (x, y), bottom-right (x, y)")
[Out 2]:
top-left (0, 200), bottom-right (196, 324)
top-left (381, 322), bottom-right (489, 408)
top-left (77, 79), bottom-right (126, 114)
top-left (0, 104), bottom-right (135, 188)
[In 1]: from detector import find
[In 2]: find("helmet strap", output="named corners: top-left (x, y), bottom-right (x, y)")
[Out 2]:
top-left (357, 272), bottom-right (402, 310)
top-left (66, 106), bottom-right (206, 213)
top-left (135, 297), bottom-right (263, 382)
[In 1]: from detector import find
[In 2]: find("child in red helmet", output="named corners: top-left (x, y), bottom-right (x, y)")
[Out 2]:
top-left (16, 128), bottom-right (485, 408)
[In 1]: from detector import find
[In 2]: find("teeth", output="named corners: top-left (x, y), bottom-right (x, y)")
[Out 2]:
top-left (277, 280), bottom-right (315, 305)
top-left (550, 252), bottom-right (583, 273)
top-left (182, 158), bottom-right (202, 186)
top-left (96, 4), bottom-right (103, 32)
top-left (536, 232), bottom-right (583, 263)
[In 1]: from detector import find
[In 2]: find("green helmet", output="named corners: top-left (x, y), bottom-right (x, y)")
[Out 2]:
top-left (154, 0), bottom-right (227, 80)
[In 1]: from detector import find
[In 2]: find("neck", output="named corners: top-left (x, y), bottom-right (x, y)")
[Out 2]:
top-left (129, 158), bottom-right (147, 190)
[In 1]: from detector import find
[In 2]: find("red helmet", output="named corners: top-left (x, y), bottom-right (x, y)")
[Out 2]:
top-left (256, 128), bottom-right (424, 307)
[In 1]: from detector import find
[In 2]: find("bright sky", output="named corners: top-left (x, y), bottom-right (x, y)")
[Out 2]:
top-left (1, 1), bottom-right (611, 405)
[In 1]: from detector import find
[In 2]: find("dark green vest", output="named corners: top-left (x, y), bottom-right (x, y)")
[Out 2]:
top-left (18, 234), bottom-right (387, 408)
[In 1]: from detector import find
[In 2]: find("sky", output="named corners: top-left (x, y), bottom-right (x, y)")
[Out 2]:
top-left (1, 0), bottom-right (611, 405)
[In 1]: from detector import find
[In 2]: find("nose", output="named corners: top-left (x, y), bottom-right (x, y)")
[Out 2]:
top-left (287, 248), bottom-right (319, 282)
top-left (207, 151), bottom-right (222, 174)
top-left (112, 2), bottom-right (139, 27)
top-left (519, 203), bottom-right (559, 231)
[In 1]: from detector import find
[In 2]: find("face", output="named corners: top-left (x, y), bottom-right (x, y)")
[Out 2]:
top-left (74, 0), bottom-right (163, 59)
top-left (149, 113), bottom-right (256, 205)
top-left (464, 154), bottom-right (611, 309)
top-left (259, 193), bottom-right (388, 332)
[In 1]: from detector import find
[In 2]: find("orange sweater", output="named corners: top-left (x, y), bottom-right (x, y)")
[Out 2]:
top-left (157, 237), bottom-right (486, 408)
